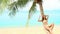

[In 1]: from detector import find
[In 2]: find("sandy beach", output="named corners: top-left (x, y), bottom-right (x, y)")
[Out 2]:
top-left (0, 26), bottom-right (60, 34)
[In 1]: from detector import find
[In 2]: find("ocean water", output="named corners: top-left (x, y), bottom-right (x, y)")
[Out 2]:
top-left (0, 9), bottom-right (60, 27)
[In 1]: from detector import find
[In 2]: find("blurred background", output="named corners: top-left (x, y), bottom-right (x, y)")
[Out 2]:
top-left (0, 0), bottom-right (60, 28)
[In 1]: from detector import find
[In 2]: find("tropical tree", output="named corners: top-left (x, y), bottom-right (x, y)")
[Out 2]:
top-left (0, 0), bottom-right (44, 27)
top-left (0, 0), bottom-right (11, 13)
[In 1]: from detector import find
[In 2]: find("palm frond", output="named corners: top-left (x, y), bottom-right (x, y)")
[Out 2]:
top-left (8, 1), bottom-right (18, 16)
top-left (26, 1), bottom-right (36, 27)
top-left (28, 2), bottom-right (36, 19)
top-left (17, 0), bottom-right (29, 7)
top-left (0, 0), bottom-right (10, 13)
top-left (0, 0), bottom-right (2, 4)
top-left (0, 0), bottom-right (10, 8)
top-left (8, 0), bottom-right (31, 16)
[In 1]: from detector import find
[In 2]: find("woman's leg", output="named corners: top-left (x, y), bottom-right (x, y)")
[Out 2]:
top-left (44, 24), bottom-right (54, 34)
top-left (44, 25), bottom-right (52, 34)
top-left (49, 23), bottom-right (54, 30)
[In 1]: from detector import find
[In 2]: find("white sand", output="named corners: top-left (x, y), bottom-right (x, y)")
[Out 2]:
top-left (0, 26), bottom-right (60, 34)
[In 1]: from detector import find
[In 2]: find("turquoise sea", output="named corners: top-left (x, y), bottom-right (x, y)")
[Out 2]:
top-left (0, 8), bottom-right (60, 28)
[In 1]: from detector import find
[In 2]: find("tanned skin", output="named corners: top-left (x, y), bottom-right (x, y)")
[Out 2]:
top-left (38, 15), bottom-right (54, 34)
top-left (34, 0), bottom-right (54, 34)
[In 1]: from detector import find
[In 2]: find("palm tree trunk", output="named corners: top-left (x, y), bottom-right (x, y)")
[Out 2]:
top-left (39, 2), bottom-right (44, 16)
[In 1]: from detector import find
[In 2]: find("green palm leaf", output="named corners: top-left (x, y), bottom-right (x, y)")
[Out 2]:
top-left (17, 0), bottom-right (29, 7)
top-left (26, 1), bottom-right (37, 27)
top-left (8, 0), bottom-right (31, 16)
top-left (0, 0), bottom-right (10, 13)
top-left (28, 1), bottom-right (36, 19)
top-left (8, 1), bottom-right (18, 16)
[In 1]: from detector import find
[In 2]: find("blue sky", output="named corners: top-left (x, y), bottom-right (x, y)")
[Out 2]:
top-left (0, 0), bottom-right (60, 27)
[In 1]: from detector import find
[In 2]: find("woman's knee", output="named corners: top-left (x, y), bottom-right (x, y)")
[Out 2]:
top-left (51, 23), bottom-right (54, 27)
